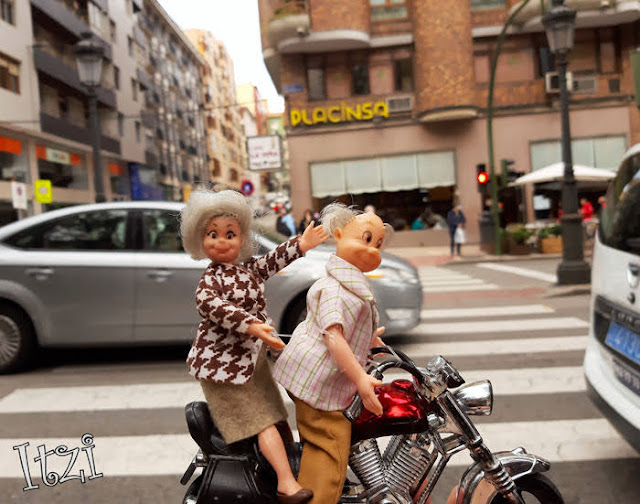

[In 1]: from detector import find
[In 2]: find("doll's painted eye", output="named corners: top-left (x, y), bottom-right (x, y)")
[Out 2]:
top-left (376, 238), bottom-right (383, 248)
top-left (208, 230), bottom-right (217, 239)
top-left (226, 231), bottom-right (236, 240)
top-left (362, 231), bottom-right (372, 243)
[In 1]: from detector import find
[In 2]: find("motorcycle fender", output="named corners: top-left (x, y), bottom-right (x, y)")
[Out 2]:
top-left (455, 449), bottom-right (551, 504)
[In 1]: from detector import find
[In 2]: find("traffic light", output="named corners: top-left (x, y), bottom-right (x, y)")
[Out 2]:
top-left (500, 159), bottom-right (515, 188)
top-left (477, 164), bottom-right (489, 193)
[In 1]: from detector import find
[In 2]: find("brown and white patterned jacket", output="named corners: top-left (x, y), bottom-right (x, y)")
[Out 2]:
top-left (187, 236), bottom-right (303, 384)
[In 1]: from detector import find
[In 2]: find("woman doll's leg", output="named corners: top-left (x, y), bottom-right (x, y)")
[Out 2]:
top-left (257, 424), bottom-right (306, 496)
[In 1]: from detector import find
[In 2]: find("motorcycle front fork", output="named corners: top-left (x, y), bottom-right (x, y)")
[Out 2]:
top-left (437, 392), bottom-right (525, 504)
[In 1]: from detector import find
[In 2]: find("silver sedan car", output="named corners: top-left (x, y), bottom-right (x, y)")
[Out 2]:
top-left (0, 201), bottom-right (422, 373)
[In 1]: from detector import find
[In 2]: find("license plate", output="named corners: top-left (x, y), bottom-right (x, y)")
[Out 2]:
top-left (605, 322), bottom-right (640, 366)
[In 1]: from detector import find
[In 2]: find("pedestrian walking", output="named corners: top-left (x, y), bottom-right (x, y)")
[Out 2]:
top-left (447, 203), bottom-right (466, 257)
top-left (298, 209), bottom-right (314, 235)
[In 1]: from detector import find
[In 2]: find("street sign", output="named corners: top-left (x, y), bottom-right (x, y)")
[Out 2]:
top-left (34, 179), bottom-right (52, 204)
top-left (11, 181), bottom-right (27, 210)
top-left (246, 135), bottom-right (283, 171)
top-left (283, 84), bottom-right (304, 94)
top-left (241, 179), bottom-right (254, 196)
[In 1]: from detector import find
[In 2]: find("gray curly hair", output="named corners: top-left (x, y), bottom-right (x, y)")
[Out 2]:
top-left (180, 189), bottom-right (255, 262)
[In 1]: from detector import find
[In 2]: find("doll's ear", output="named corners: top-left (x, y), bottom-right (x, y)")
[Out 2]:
top-left (333, 227), bottom-right (342, 240)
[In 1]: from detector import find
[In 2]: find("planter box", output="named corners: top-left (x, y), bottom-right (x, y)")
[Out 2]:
top-left (539, 236), bottom-right (563, 254)
top-left (509, 242), bottom-right (531, 255)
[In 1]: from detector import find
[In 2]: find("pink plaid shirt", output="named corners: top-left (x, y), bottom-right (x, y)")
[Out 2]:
top-left (273, 254), bottom-right (379, 411)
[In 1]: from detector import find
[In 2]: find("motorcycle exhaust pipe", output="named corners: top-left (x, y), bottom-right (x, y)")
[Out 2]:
top-left (453, 380), bottom-right (493, 416)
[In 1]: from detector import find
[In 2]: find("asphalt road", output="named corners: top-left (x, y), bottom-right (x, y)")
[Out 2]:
top-left (1, 258), bottom-right (638, 503)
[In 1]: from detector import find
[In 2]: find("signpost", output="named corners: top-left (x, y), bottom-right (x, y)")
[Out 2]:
top-left (241, 179), bottom-right (254, 196)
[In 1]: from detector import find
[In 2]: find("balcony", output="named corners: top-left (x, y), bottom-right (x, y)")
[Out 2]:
top-left (507, 0), bottom-right (640, 32)
top-left (141, 110), bottom-right (155, 130)
top-left (145, 149), bottom-right (158, 169)
top-left (133, 25), bottom-right (147, 48)
top-left (30, 0), bottom-right (112, 60)
top-left (40, 113), bottom-right (121, 154)
top-left (137, 67), bottom-right (152, 91)
top-left (34, 47), bottom-right (116, 109)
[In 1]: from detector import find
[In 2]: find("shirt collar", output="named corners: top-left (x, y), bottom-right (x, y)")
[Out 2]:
top-left (326, 254), bottom-right (375, 303)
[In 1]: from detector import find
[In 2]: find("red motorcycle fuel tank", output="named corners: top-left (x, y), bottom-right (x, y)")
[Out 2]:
top-left (351, 379), bottom-right (434, 443)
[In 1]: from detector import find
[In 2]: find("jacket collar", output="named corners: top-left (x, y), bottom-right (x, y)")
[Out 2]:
top-left (326, 254), bottom-right (375, 303)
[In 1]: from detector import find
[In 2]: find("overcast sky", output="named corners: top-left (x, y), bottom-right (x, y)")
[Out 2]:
top-left (157, 0), bottom-right (285, 113)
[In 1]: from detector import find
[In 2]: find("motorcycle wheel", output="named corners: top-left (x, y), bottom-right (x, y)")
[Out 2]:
top-left (490, 474), bottom-right (564, 504)
top-left (182, 475), bottom-right (202, 504)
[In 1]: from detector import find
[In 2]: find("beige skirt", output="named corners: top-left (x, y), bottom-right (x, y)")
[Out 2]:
top-left (200, 345), bottom-right (288, 444)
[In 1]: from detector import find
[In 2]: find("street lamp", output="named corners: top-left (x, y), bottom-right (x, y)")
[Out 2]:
top-left (74, 32), bottom-right (106, 203)
top-left (543, 0), bottom-right (591, 285)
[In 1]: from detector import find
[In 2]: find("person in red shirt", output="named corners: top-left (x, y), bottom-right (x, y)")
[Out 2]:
top-left (580, 198), bottom-right (594, 221)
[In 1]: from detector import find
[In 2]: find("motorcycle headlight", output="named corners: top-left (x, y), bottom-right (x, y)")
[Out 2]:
top-left (453, 380), bottom-right (493, 416)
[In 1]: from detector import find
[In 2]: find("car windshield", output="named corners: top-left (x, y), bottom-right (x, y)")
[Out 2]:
top-left (600, 152), bottom-right (640, 256)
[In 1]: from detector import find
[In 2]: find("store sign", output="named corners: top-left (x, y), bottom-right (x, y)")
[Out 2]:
top-left (35, 179), bottom-right (52, 204)
top-left (11, 181), bottom-right (27, 210)
top-left (36, 146), bottom-right (82, 166)
top-left (247, 135), bottom-right (282, 171)
top-left (290, 101), bottom-right (389, 128)
top-left (46, 148), bottom-right (70, 165)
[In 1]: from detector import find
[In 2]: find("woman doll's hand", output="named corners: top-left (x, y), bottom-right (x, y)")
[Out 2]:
top-left (299, 222), bottom-right (329, 253)
top-left (357, 374), bottom-right (383, 416)
top-left (247, 322), bottom-right (285, 350)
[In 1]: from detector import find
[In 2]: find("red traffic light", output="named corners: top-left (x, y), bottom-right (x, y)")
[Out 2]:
top-left (477, 171), bottom-right (489, 184)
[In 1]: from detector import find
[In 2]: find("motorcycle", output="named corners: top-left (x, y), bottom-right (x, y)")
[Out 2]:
top-left (180, 346), bottom-right (564, 503)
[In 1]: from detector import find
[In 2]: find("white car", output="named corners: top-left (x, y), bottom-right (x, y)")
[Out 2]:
top-left (584, 143), bottom-right (640, 452)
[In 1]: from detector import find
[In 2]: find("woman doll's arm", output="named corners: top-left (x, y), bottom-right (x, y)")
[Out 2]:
top-left (323, 324), bottom-right (383, 416)
top-left (246, 222), bottom-right (328, 280)
top-left (197, 275), bottom-right (259, 335)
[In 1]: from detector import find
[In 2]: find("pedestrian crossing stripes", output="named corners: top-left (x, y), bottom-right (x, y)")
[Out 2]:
top-left (478, 262), bottom-right (558, 283)
top-left (1, 272), bottom-right (636, 497)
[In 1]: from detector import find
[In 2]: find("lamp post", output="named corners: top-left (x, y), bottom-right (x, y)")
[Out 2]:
top-left (74, 32), bottom-right (106, 203)
top-left (543, 0), bottom-right (591, 285)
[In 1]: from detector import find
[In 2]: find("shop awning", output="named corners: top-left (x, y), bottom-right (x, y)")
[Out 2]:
top-left (310, 151), bottom-right (456, 198)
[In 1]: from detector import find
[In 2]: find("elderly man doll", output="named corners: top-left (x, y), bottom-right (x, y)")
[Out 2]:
top-left (273, 203), bottom-right (390, 504)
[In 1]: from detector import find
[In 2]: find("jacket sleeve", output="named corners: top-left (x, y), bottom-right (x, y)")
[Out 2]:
top-left (196, 271), bottom-right (260, 335)
top-left (244, 236), bottom-right (303, 281)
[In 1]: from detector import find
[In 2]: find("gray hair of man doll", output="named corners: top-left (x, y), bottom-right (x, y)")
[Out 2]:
top-left (180, 189), bottom-right (255, 262)
top-left (320, 202), bottom-right (394, 247)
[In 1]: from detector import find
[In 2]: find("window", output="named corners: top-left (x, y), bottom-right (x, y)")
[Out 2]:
top-left (131, 78), bottom-right (138, 101)
top-left (114, 66), bottom-right (120, 90)
top-left (470, 0), bottom-right (506, 9)
top-left (128, 36), bottom-right (134, 57)
top-left (394, 58), bottom-right (413, 92)
top-left (58, 97), bottom-right (69, 119)
top-left (306, 55), bottom-right (326, 100)
top-left (531, 136), bottom-right (627, 172)
top-left (110, 19), bottom-right (116, 42)
top-left (1, 0), bottom-right (14, 25)
top-left (4, 210), bottom-right (129, 250)
top-left (352, 61), bottom-right (370, 96)
top-left (135, 121), bottom-right (141, 142)
top-left (370, 0), bottom-right (408, 21)
top-left (118, 113), bottom-right (124, 136)
top-left (141, 209), bottom-right (183, 252)
top-left (0, 52), bottom-right (19, 94)
top-left (600, 153), bottom-right (640, 256)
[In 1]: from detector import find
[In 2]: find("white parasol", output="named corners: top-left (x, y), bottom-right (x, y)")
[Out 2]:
top-left (509, 162), bottom-right (616, 186)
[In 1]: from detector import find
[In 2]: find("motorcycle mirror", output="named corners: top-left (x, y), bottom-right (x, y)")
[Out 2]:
top-left (453, 380), bottom-right (493, 416)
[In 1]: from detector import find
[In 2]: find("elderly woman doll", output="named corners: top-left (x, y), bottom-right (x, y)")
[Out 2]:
top-left (273, 203), bottom-right (390, 504)
top-left (180, 189), bottom-right (328, 504)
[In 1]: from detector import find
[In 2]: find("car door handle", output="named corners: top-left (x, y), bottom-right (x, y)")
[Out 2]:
top-left (146, 269), bottom-right (174, 282)
top-left (25, 267), bottom-right (54, 281)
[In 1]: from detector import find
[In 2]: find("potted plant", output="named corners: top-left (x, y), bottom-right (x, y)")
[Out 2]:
top-left (538, 224), bottom-right (563, 254)
top-left (508, 226), bottom-right (533, 255)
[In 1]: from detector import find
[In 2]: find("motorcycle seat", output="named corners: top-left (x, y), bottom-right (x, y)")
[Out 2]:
top-left (184, 401), bottom-right (228, 455)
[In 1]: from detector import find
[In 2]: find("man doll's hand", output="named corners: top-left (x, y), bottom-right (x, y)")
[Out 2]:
top-left (247, 322), bottom-right (285, 350)
top-left (357, 374), bottom-right (383, 416)
top-left (299, 222), bottom-right (329, 253)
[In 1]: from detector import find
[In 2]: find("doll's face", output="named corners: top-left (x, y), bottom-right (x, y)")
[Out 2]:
top-left (202, 216), bottom-right (243, 264)
top-left (334, 213), bottom-right (385, 273)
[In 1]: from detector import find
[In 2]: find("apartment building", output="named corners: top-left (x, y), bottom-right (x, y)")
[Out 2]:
top-left (258, 0), bottom-right (640, 240)
top-left (139, 1), bottom-right (208, 202)
top-left (185, 29), bottom-right (246, 190)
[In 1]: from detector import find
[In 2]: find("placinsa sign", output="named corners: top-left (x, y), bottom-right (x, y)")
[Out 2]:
top-left (290, 101), bottom-right (389, 128)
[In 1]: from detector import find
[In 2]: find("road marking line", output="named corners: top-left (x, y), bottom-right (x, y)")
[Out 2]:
top-left (420, 279), bottom-right (486, 286)
top-left (422, 284), bottom-right (500, 293)
top-left (396, 335), bottom-right (588, 357)
top-left (421, 304), bottom-right (555, 319)
top-left (412, 316), bottom-right (588, 334)
top-left (1, 419), bottom-right (632, 478)
top-left (477, 263), bottom-right (557, 283)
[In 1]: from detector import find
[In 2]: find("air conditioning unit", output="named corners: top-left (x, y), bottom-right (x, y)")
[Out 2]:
top-left (386, 95), bottom-right (414, 113)
top-left (573, 75), bottom-right (597, 94)
top-left (544, 71), bottom-right (573, 94)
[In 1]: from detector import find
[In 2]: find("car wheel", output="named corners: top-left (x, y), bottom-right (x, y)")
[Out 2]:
top-left (0, 304), bottom-right (36, 374)
top-left (281, 293), bottom-right (308, 336)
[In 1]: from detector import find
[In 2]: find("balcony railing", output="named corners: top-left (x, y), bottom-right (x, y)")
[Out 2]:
top-left (509, 0), bottom-right (638, 27)
top-left (267, 1), bottom-right (310, 49)
top-left (40, 113), bottom-right (121, 154)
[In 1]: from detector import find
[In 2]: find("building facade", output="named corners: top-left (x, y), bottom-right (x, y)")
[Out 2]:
top-left (185, 29), bottom-right (246, 190)
top-left (0, 0), bottom-right (209, 224)
top-left (258, 0), bottom-right (640, 240)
